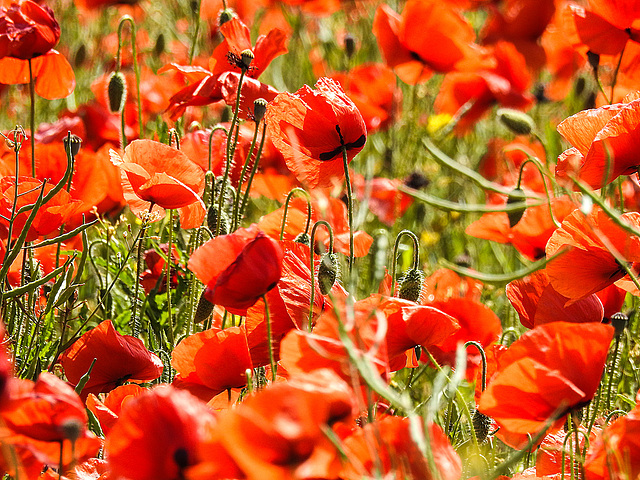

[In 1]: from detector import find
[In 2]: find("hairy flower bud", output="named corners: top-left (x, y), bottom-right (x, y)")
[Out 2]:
top-left (194, 292), bottom-right (215, 323)
top-left (318, 253), bottom-right (339, 295)
top-left (497, 108), bottom-right (535, 135)
top-left (107, 71), bottom-right (127, 114)
top-left (506, 187), bottom-right (526, 228)
top-left (398, 268), bottom-right (424, 303)
top-left (253, 98), bottom-right (268, 123)
top-left (472, 409), bottom-right (491, 443)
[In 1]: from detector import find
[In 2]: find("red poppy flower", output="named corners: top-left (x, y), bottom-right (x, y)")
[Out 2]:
top-left (257, 193), bottom-right (373, 257)
top-left (0, 49), bottom-right (74, 99)
top-left (110, 139), bottom-right (206, 229)
top-left (569, 1), bottom-right (640, 56)
top-left (506, 270), bottom-right (604, 329)
top-left (86, 384), bottom-right (146, 435)
top-left (171, 326), bottom-right (253, 402)
top-left (421, 268), bottom-right (483, 303)
top-left (584, 390), bottom-right (640, 480)
top-left (0, 176), bottom-right (83, 242)
top-left (210, 369), bottom-right (355, 479)
top-left (352, 174), bottom-right (413, 226)
top-left (106, 385), bottom-right (224, 480)
top-left (556, 91), bottom-right (640, 188)
top-left (60, 320), bottom-right (163, 399)
top-left (434, 42), bottom-right (534, 132)
top-left (188, 226), bottom-right (283, 311)
top-left (330, 63), bottom-right (400, 131)
top-left (141, 244), bottom-right (181, 294)
top-left (266, 77), bottom-right (367, 189)
top-left (341, 416), bottom-right (462, 480)
top-left (545, 207), bottom-right (640, 302)
top-left (373, 0), bottom-right (492, 85)
top-left (466, 196), bottom-right (576, 261)
top-left (478, 322), bottom-right (614, 449)
top-left (0, 1), bottom-right (60, 60)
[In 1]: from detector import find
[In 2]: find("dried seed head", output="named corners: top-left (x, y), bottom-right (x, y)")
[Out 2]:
top-left (506, 187), bottom-right (526, 228)
top-left (318, 253), bottom-right (339, 295)
top-left (497, 108), bottom-right (535, 135)
top-left (107, 71), bottom-right (127, 114)
top-left (398, 268), bottom-right (424, 303)
top-left (253, 98), bottom-right (268, 123)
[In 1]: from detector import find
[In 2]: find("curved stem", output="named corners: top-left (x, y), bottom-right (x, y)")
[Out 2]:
top-left (515, 155), bottom-right (560, 228)
top-left (464, 341), bottom-right (487, 391)
top-left (280, 187), bottom-right (311, 241)
top-left (390, 229), bottom-right (420, 295)
top-left (117, 16), bottom-right (143, 139)
top-left (168, 128), bottom-right (180, 149)
top-left (308, 220), bottom-right (333, 331)
top-left (28, 59), bottom-right (35, 177)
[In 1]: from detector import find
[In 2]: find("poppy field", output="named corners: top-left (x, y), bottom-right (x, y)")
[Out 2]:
top-left (2, 0), bottom-right (640, 478)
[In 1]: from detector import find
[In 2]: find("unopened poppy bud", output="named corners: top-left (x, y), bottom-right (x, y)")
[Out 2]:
top-left (240, 49), bottom-right (254, 69)
top-left (63, 134), bottom-right (82, 157)
top-left (497, 108), bottom-right (535, 135)
top-left (219, 8), bottom-right (234, 25)
top-left (506, 187), bottom-right (526, 228)
top-left (294, 232), bottom-right (310, 246)
top-left (318, 253), bottom-right (339, 295)
top-left (344, 33), bottom-right (356, 58)
top-left (207, 206), bottom-right (229, 235)
top-left (587, 51), bottom-right (600, 72)
top-left (107, 71), bottom-right (127, 114)
top-left (398, 268), bottom-right (424, 303)
top-left (74, 44), bottom-right (86, 68)
top-left (194, 292), bottom-right (215, 323)
top-left (253, 98), bottom-right (268, 123)
top-left (60, 418), bottom-right (83, 443)
top-left (472, 409), bottom-right (491, 443)
top-left (154, 33), bottom-right (165, 58)
top-left (611, 312), bottom-right (628, 337)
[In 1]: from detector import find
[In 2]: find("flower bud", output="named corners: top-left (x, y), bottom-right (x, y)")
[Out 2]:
top-left (253, 98), bottom-right (268, 123)
top-left (294, 232), bottom-right (310, 246)
top-left (194, 291), bottom-right (215, 323)
top-left (472, 409), bottom-right (491, 443)
top-left (154, 33), bottom-right (165, 58)
top-left (398, 268), bottom-right (424, 303)
top-left (497, 108), bottom-right (535, 135)
top-left (318, 253), bottom-right (339, 295)
top-left (587, 51), bottom-right (600, 72)
top-left (60, 418), bottom-right (83, 443)
top-left (219, 8), bottom-right (234, 25)
top-left (107, 71), bottom-right (127, 114)
top-left (207, 206), bottom-right (229, 235)
top-left (63, 134), bottom-right (82, 157)
top-left (344, 33), bottom-right (356, 58)
top-left (240, 49), bottom-right (254, 69)
top-left (506, 187), bottom-right (526, 228)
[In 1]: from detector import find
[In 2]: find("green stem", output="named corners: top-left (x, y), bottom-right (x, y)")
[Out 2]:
top-left (238, 121), bottom-right (267, 221)
top-left (188, 0), bottom-right (202, 64)
top-left (464, 341), bottom-right (487, 391)
top-left (279, 187), bottom-right (311, 241)
top-left (117, 16), bottom-right (143, 139)
top-left (131, 204), bottom-right (154, 337)
top-left (390, 229), bottom-right (420, 295)
top-left (28, 59), bottom-right (35, 177)
top-left (308, 220), bottom-right (333, 331)
top-left (263, 294), bottom-right (276, 382)
top-left (165, 210), bottom-right (174, 345)
top-left (341, 146), bottom-right (354, 276)
top-left (232, 119), bottom-right (261, 230)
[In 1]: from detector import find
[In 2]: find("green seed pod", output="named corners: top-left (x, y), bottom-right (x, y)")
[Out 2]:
top-left (74, 44), bottom-right (87, 68)
top-left (506, 187), bottom-right (526, 228)
top-left (253, 98), bottom-right (268, 123)
top-left (63, 134), bottom-right (82, 157)
top-left (472, 409), bottom-right (491, 443)
top-left (107, 71), bottom-right (127, 114)
top-left (194, 292), bottom-right (214, 323)
top-left (398, 268), bottom-right (424, 303)
top-left (318, 253), bottom-right (339, 295)
top-left (294, 232), bottom-right (310, 246)
top-left (611, 312), bottom-right (628, 338)
top-left (207, 206), bottom-right (229, 235)
top-left (497, 108), bottom-right (535, 135)
top-left (153, 33), bottom-right (166, 58)
top-left (240, 49), bottom-right (254, 69)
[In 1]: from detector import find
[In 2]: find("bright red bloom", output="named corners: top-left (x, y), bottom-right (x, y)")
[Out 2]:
top-left (479, 322), bottom-right (614, 448)
top-left (352, 173), bottom-right (413, 226)
top-left (266, 77), bottom-right (367, 189)
top-left (341, 416), bottom-right (461, 480)
top-left (86, 384), bottom-right (146, 435)
top-left (545, 207), bottom-right (640, 302)
top-left (171, 326), bottom-right (253, 402)
top-left (373, 0), bottom-right (492, 85)
top-left (106, 385), bottom-right (223, 480)
top-left (0, 49), bottom-right (74, 99)
top-left (556, 91), bottom-right (640, 188)
top-left (60, 320), bottom-right (163, 399)
top-left (506, 270), bottom-right (604, 329)
top-left (584, 390), bottom-right (640, 480)
top-left (110, 139), bottom-right (206, 229)
top-left (0, 1), bottom-right (60, 60)
top-left (188, 226), bottom-right (283, 311)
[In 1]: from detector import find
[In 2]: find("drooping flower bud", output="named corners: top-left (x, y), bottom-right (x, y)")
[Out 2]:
top-left (294, 232), bottom-right (310, 246)
top-left (154, 33), bottom-right (165, 58)
top-left (506, 187), bottom-right (526, 228)
top-left (344, 33), bottom-right (356, 58)
top-left (497, 108), bottom-right (535, 135)
top-left (107, 71), bottom-right (127, 114)
top-left (207, 206), bottom-right (229, 235)
top-left (219, 8), bottom-right (234, 25)
top-left (318, 253), bottom-right (339, 295)
top-left (240, 49), bottom-right (254, 69)
top-left (472, 409), bottom-right (491, 443)
top-left (398, 268), bottom-right (424, 303)
top-left (194, 291), bottom-right (215, 323)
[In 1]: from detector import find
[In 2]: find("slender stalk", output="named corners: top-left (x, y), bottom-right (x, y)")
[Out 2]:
top-left (238, 121), bottom-right (267, 221)
top-left (117, 16), bottom-right (143, 139)
top-left (131, 204), bottom-right (155, 337)
top-left (232, 119), bottom-right (261, 230)
top-left (279, 187), bottom-right (311, 241)
top-left (165, 210), bottom-right (174, 345)
top-left (308, 220), bottom-right (333, 331)
top-left (264, 294), bottom-right (276, 382)
top-left (188, 0), bottom-right (202, 64)
top-left (341, 146), bottom-right (354, 275)
top-left (28, 59), bottom-right (36, 177)
top-left (390, 229), bottom-right (420, 295)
